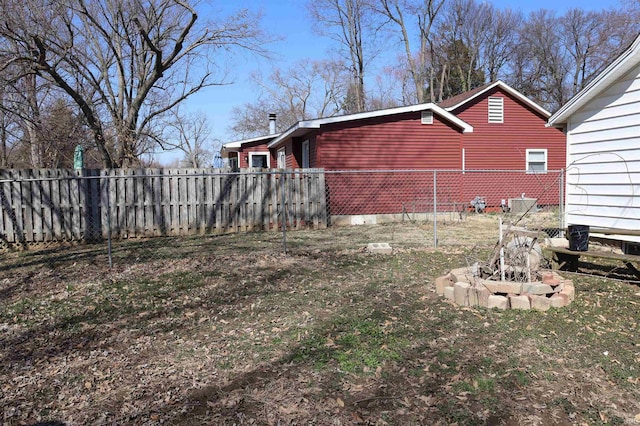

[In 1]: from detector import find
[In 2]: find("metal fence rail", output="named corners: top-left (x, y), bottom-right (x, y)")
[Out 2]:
top-left (0, 168), bottom-right (564, 262)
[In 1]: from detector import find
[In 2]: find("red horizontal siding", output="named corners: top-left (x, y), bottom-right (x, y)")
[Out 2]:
top-left (238, 141), bottom-right (272, 168)
top-left (454, 87), bottom-right (566, 170)
top-left (316, 112), bottom-right (463, 170)
top-left (325, 171), bottom-right (560, 216)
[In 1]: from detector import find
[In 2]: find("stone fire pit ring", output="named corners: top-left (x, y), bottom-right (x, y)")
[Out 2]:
top-left (434, 268), bottom-right (574, 311)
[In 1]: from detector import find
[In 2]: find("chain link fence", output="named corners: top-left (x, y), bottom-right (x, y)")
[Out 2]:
top-left (0, 168), bottom-right (564, 264)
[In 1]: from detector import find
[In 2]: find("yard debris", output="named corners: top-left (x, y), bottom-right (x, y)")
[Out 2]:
top-left (1, 222), bottom-right (638, 424)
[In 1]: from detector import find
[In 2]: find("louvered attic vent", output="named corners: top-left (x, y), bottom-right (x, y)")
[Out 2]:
top-left (488, 97), bottom-right (504, 123)
top-left (421, 111), bottom-right (433, 124)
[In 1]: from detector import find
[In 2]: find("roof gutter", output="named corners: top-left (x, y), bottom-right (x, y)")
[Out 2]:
top-left (267, 104), bottom-right (472, 149)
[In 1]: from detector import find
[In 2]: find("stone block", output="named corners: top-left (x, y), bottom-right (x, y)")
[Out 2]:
top-left (542, 272), bottom-right (560, 286)
top-left (550, 294), bottom-right (566, 308)
top-left (435, 273), bottom-right (454, 295)
top-left (510, 294), bottom-right (531, 310)
top-left (554, 292), bottom-right (570, 306)
top-left (367, 242), bottom-right (392, 254)
top-left (521, 283), bottom-right (555, 295)
top-left (443, 286), bottom-right (455, 301)
top-left (531, 295), bottom-right (552, 311)
top-left (481, 280), bottom-right (524, 294)
top-left (487, 295), bottom-right (508, 310)
top-left (476, 286), bottom-right (491, 308)
top-left (454, 282), bottom-right (471, 306)
top-left (561, 284), bottom-right (575, 303)
top-left (449, 267), bottom-right (473, 284)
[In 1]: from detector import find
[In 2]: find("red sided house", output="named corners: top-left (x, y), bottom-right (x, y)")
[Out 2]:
top-left (221, 81), bottom-right (566, 219)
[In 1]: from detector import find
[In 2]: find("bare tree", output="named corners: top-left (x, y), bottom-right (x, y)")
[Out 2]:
top-left (229, 99), bottom-right (292, 140)
top-left (162, 109), bottom-right (215, 168)
top-left (36, 99), bottom-right (90, 168)
top-left (0, 90), bottom-right (21, 167)
top-left (309, 0), bottom-right (378, 112)
top-left (229, 59), bottom-right (349, 138)
top-left (0, 0), bottom-right (266, 168)
top-left (566, 7), bottom-right (639, 94)
top-left (482, 8), bottom-right (522, 82)
top-left (376, 0), bottom-right (446, 103)
top-left (510, 10), bottom-right (569, 110)
top-left (0, 41), bottom-right (77, 169)
top-left (434, 0), bottom-right (491, 99)
top-left (506, 6), bottom-right (639, 112)
top-left (366, 71), bottom-right (402, 110)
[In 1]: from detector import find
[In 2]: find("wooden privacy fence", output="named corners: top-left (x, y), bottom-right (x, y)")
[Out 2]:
top-left (0, 168), bottom-right (328, 244)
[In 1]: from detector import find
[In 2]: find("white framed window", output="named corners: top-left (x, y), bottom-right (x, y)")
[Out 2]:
top-left (249, 152), bottom-right (270, 168)
top-left (301, 140), bottom-right (310, 168)
top-left (277, 148), bottom-right (286, 168)
top-left (421, 111), bottom-right (433, 125)
top-left (228, 157), bottom-right (238, 170)
top-left (526, 149), bottom-right (547, 173)
top-left (488, 97), bottom-right (504, 123)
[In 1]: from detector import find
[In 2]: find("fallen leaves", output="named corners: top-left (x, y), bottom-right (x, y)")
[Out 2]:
top-left (2, 226), bottom-right (640, 425)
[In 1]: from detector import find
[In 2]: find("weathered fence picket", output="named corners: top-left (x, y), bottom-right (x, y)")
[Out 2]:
top-left (0, 168), bottom-right (327, 244)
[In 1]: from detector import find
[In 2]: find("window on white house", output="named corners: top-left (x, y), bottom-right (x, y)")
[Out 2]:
top-left (277, 148), bottom-right (286, 168)
top-left (249, 153), bottom-right (269, 168)
top-left (301, 140), bottom-right (310, 168)
top-left (526, 149), bottom-right (547, 173)
top-left (421, 111), bottom-right (433, 125)
top-left (488, 97), bottom-right (504, 123)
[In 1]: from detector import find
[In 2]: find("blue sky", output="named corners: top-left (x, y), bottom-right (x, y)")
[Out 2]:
top-left (164, 0), bottom-right (624, 164)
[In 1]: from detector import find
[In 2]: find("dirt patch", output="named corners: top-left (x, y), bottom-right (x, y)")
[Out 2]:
top-left (1, 220), bottom-right (639, 425)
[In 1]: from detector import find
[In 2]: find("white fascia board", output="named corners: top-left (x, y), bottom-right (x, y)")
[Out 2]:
top-left (548, 34), bottom-right (640, 127)
top-left (444, 80), bottom-right (551, 118)
top-left (267, 104), bottom-right (472, 149)
top-left (267, 122), bottom-right (321, 149)
top-left (221, 133), bottom-right (281, 152)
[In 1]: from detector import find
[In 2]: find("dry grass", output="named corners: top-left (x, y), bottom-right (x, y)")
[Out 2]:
top-left (1, 214), bottom-right (639, 425)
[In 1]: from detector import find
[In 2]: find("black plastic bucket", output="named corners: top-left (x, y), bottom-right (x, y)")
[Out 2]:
top-left (568, 225), bottom-right (589, 251)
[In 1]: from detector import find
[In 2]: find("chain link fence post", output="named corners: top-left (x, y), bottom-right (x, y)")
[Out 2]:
top-left (433, 170), bottom-right (437, 248)
top-left (559, 168), bottom-right (565, 238)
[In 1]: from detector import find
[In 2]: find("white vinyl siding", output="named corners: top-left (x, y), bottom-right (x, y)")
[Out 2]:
top-left (565, 62), bottom-right (640, 241)
top-left (421, 111), bottom-right (433, 124)
top-left (488, 97), bottom-right (504, 123)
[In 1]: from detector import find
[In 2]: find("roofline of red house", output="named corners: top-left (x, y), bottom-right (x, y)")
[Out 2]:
top-left (267, 103), bottom-right (473, 149)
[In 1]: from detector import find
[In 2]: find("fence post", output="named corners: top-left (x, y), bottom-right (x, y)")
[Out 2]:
top-left (106, 175), bottom-right (113, 268)
top-left (559, 169), bottom-right (565, 238)
top-left (433, 170), bottom-right (437, 248)
top-left (280, 170), bottom-right (287, 254)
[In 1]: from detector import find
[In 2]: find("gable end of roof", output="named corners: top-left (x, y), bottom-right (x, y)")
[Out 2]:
top-left (438, 81), bottom-right (551, 118)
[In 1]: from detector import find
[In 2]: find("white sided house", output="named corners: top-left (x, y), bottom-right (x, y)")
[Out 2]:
top-left (548, 34), bottom-right (640, 245)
